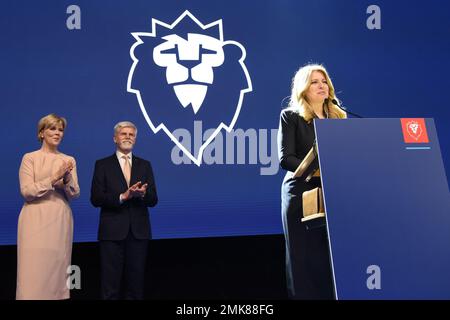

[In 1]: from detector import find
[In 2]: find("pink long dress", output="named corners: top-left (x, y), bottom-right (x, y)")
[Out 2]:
top-left (16, 149), bottom-right (80, 300)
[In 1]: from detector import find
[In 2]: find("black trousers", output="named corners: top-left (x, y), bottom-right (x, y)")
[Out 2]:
top-left (99, 230), bottom-right (148, 300)
top-left (281, 177), bottom-right (334, 300)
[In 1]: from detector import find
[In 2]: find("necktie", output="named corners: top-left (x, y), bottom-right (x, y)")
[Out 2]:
top-left (122, 155), bottom-right (131, 187)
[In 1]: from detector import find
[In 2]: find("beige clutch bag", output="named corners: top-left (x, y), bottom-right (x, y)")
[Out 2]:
top-left (301, 187), bottom-right (325, 222)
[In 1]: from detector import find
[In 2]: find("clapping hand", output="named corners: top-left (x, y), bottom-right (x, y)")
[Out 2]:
top-left (121, 181), bottom-right (148, 201)
top-left (132, 182), bottom-right (148, 198)
top-left (52, 159), bottom-right (74, 186)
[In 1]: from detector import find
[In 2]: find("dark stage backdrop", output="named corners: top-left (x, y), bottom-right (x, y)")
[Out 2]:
top-left (1, 0), bottom-right (449, 244)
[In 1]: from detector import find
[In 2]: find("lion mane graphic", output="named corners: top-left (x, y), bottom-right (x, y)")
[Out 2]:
top-left (127, 10), bottom-right (252, 166)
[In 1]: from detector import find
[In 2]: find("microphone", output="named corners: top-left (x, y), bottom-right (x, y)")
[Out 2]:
top-left (328, 98), bottom-right (363, 118)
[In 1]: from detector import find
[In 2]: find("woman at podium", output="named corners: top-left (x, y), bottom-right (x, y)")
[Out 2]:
top-left (277, 64), bottom-right (346, 299)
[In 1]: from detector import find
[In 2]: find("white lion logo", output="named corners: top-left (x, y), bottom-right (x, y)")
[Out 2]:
top-left (407, 121), bottom-right (422, 140)
top-left (127, 10), bottom-right (252, 166)
top-left (153, 33), bottom-right (225, 113)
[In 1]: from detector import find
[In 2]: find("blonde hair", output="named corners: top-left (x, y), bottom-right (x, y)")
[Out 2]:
top-left (288, 64), bottom-right (346, 122)
top-left (37, 114), bottom-right (67, 142)
top-left (114, 121), bottom-right (137, 136)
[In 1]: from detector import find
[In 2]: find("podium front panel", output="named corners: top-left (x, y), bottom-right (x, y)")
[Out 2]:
top-left (315, 118), bottom-right (450, 299)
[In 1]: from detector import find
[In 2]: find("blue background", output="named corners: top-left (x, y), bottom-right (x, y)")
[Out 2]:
top-left (1, 0), bottom-right (449, 244)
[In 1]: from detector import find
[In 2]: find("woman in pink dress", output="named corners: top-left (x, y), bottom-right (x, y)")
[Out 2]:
top-left (16, 114), bottom-right (80, 300)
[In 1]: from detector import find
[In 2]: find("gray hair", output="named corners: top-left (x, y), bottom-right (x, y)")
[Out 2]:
top-left (114, 121), bottom-right (137, 136)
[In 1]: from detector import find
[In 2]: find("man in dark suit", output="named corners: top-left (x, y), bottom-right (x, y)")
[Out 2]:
top-left (90, 121), bottom-right (158, 299)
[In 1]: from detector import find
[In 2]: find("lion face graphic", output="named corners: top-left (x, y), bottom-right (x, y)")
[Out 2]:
top-left (127, 11), bottom-right (252, 165)
top-left (153, 34), bottom-right (225, 113)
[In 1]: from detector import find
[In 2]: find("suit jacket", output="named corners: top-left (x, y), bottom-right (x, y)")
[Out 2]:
top-left (90, 154), bottom-right (158, 241)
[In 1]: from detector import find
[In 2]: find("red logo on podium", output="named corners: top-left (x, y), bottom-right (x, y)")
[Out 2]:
top-left (401, 118), bottom-right (429, 143)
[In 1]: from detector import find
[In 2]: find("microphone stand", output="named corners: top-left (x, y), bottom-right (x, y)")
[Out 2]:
top-left (331, 99), bottom-right (363, 118)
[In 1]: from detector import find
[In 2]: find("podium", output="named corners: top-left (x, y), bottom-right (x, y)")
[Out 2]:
top-left (309, 118), bottom-right (450, 299)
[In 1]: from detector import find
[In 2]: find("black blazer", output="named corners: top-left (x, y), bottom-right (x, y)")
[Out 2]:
top-left (278, 109), bottom-right (317, 171)
top-left (90, 154), bottom-right (158, 241)
top-left (278, 109), bottom-right (320, 192)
